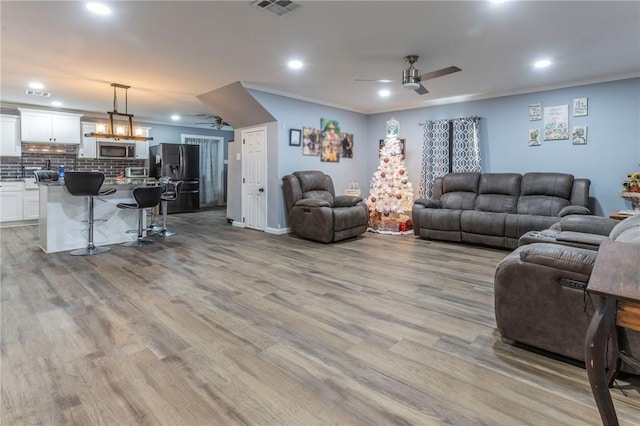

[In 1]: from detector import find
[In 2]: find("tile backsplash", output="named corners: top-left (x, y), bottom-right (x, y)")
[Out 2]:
top-left (1, 143), bottom-right (146, 178)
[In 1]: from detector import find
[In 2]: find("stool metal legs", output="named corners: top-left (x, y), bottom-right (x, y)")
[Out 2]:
top-left (154, 200), bottom-right (177, 237)
top-left (70, 196), bottom-right (110, 256)
top-left (123, 208), bottom-right (155, 247)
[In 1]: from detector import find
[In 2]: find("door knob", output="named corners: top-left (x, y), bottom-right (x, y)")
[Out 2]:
top-left (258, 188), bottom-right (264, 192)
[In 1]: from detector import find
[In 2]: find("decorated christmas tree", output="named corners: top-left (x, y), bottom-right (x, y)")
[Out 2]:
top-left (368, 118), bottom-right (414, 233)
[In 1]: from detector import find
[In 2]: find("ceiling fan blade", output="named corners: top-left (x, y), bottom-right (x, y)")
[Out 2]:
top-left (414, 84), bottom-right (429, 95)
top-left (419, 66), bottom-right (462, 82)
top-left (354, 78), bottom-right (396, 83)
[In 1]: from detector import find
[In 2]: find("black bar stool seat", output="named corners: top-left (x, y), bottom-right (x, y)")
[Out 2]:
top-left (64, 171), bottom-right (116, 256)
top-left (117, 186), bottom-right (163, 247)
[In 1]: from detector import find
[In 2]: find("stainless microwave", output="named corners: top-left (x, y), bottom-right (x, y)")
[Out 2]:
top-left (97, 141), bottom-right (136, 159)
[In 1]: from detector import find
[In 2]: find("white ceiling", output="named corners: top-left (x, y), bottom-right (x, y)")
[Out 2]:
top-left (1, 1), bottom-right (639, 128)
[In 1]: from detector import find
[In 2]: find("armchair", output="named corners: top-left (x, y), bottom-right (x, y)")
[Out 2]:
top-left (282, 171), bottom-right (368, 243)
top-left (494, 214), bottom-right (640, 371)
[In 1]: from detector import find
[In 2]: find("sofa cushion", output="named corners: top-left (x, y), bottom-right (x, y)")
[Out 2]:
top-left (302, 190), bottom-right (334, 206)
top-left (440, 173), bottom-right (480, 210)
top-left (520, 173), bottom-right (574, 198)
top-left (294, 171), bottom-right (324, 191)
top-left (461, 210), bottom-right (506, 236)
top-left (333, 205), bottom-right (368, 231)
top-left (505, 214), bottom-right (560, 239)
top-left (475, 173), bottom-right (521, 213)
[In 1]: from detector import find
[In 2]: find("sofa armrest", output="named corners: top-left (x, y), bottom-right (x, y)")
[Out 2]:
top-left (558, 215), bottom-right (618, 236)
top-left (518, 243), bottom-right (597, 276)
top-left (295, 199), bottom-right (331, 208)
top-left (558, 205), bottom-right (590, 217)
top-left (555, 231), bottom-right (609, 247)
top-left (414, 198), bottom-right (442, 208)
top-left (334, 195), bottom-right (363, 207)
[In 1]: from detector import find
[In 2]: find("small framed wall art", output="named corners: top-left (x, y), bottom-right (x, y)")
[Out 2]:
top-left (572, 126), bottom-right (587, 145)
top-left (573, 97), bottom-right (588, 117)
top-left (289, 128), bottom-right (301, 146)
top-left (529, 129), bottom-right (541, 146)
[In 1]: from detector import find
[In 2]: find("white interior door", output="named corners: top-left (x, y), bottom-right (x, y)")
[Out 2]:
top-left (242, 127), bottom-right (266, 230)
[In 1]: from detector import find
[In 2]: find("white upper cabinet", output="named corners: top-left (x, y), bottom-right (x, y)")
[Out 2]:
top-left (79, 122), bottom-right (97, 159)
top-left (134, 127), bottom-right (151, 160)
top-left (0, 115), bottom-right (21, 156)
top-left (18, 108), bottom-right (82, 144)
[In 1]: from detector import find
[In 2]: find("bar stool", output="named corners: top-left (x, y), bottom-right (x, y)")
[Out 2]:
top-left (117, 186), bottom-right (163, 247)
top-left (64, 171), bottom-right (116, 256)
top-left (154, 180), bottom-right (183, 237)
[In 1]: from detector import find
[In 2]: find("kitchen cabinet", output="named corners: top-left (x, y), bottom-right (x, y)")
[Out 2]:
top-left (79, 123), bottom-right (97, 159)
top-left (0, 115), bottom-right (21, 156)
top-left (134, 127), bottom-right (151, 160)
top-left (0, 181), bottom-right (24, 223)
top-left (23, 178), bottom-right (39, 220)
top-left (18, 108), bottom-right (82, 144)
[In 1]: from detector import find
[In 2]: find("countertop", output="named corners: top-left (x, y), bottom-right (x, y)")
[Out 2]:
top-left (37, 178), bottom-right (158, 188)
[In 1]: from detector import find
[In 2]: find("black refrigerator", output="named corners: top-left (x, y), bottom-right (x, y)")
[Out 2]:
top-left (149, 143), bottom-right (200, 213)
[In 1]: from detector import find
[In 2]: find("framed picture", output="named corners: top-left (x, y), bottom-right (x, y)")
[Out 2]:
top-left (302, 127), bottom-right (320, 156)
top-left (529, 129), bottom-right (541, 146)
top-left (289, 128), bottom-right (301, 146)
top-left (572, 125), bottom-right (587, 145)
top-left (529, 103), bottom-right (542, 121)
top-left (543, 105), bottom-right (569, 140)
top-left (320, 119), bottom-right (340, 162)
top-left (573, 97), bottom-right (588, 117)
top-left (340, 133), bottom-right (354, 159)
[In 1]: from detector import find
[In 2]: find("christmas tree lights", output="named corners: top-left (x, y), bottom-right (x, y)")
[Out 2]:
top-left (368, 118), bottom-right (414, 233)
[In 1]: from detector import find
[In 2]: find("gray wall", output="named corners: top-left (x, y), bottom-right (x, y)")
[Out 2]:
top-left (368, 77), bottom-right (640, 216)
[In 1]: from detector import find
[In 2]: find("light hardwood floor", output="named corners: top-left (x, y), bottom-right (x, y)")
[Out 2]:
top-left (1, 208), bottom-right (639, 425)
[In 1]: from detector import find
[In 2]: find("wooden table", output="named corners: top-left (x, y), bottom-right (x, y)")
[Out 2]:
top-left (585, 239), bottom-right (640, 426)
top-left (609, 211), bottom-right (633, 221)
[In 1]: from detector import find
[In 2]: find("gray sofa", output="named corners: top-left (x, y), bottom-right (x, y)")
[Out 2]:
top-left (494, 214), bottom-right (640, 370)
top-left (282, 171), bottom-right (368, 243)
top-left (412, 172), bottom-right (591, 249)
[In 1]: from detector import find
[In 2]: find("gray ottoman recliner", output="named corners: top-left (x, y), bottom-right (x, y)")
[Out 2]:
top-left (494, 214), bottom-right (640, 371)
top-left (282, 171), bottom-right (368, 243)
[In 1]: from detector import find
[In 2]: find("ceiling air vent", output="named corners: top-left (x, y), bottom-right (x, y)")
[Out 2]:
top-left (251, 0), bottom-right (300, 17)
top-left (25, 89), bottom-right (51, 97)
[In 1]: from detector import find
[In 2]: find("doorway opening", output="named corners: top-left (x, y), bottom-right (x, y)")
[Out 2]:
top-left (182, 134), bottom-right (225, 207)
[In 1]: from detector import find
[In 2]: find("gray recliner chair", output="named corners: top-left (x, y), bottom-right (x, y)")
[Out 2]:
top-left (282, 170), bottom-right (369, 243)
top-left (494, 214), bottom-right (640, 372)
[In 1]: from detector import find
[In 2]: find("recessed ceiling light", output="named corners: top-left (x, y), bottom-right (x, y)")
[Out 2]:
top-left (534, 59), bottom-right (552, 69)
top-left (51, 101), bottom-right (63, 107)
top-left (86, 2), bottom-right (111, 15)
top-left (287, 59), bottom-right (303, 70)
top-left (28, 81), bottom-right (45, 90)
top-left (378, 89), bottom-right (391, 98)
top-left (171, 115), bottom-right (181, 121)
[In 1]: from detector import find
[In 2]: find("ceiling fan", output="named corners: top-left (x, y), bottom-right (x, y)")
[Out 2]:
top-left (356, 55), bottom-right (461, 95)
top-left (194, 114), bottom-right (230, 129)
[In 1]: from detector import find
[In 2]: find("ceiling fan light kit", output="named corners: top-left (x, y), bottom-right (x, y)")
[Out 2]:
top-left (356, 55), bottom-right (461, 96)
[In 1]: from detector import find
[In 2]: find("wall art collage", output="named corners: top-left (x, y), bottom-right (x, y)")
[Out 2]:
top-left (290, 118), bottom-right (353, 162)
top-left (528, 97), bottom-right (588, 146)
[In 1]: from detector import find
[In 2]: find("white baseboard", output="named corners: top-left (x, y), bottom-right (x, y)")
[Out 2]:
top-left (266, 227), bottom-right (290, 235)
top-left (231, 221), bottom-right (246, 228)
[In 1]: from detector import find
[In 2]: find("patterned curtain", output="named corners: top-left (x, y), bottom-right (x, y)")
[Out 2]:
top-left (420, 116), bottom-right (481, 198)
top-left (452, 117), bottom-right (482, 174)
top-left (420, 119), bottom-right (450, 198)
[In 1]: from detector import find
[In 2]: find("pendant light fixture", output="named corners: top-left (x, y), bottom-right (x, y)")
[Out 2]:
top-left (84, 83), bottom-right (153, 141)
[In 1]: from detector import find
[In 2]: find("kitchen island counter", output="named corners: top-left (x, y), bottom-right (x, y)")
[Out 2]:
top-left (38, 182), bottom-right (151, 253)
